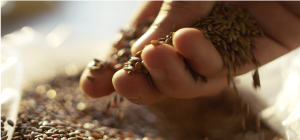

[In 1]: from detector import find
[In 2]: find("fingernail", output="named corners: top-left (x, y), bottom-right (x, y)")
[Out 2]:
top-left (87, 76), bottom-right (96, 83)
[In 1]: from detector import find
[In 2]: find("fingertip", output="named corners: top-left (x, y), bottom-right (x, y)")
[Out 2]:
top-left (112, 70), bottom-right (141, 99)
top-left (80, 68), bottom-right (115, 98)
top-left (173, 28), bottom-right (225, 77)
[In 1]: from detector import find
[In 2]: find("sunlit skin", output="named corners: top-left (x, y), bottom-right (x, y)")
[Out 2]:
top-left (80, 1), bottom-right (300, 105)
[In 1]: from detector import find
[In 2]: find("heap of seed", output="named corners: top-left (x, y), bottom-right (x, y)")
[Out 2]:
top-left (7, 73), bottom-right (162, 140)
top-left (193, 2), bottom-right (263, 87)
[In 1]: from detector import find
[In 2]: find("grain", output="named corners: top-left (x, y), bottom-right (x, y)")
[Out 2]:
top-left (87, 76), bottom-right (96, 83)
top-left (7, 120), bottom-right (14, 127)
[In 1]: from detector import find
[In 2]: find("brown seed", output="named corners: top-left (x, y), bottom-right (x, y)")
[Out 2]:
top-left (1, 136), bottom-right (8, 140)
top-left (231, 42), bottom-right (239, 51)
top-left (158, 38), bottom-right (166, 41)
top-left (52, 134), bottom-right (60, 138)
top-left (123, 65), bottom-right (135, 72)
top-left (46, 132), bottom-right (54, 136)
top-left (213, 24), bottom-right (221, 30)
top-left (227, 32), bottom-right (233, 43)
top-left (233, 22), bottom-right (240, 31)
top-left (91, 133), bottom-right (103, 139)
top-left (2, 130), bottom-right (7, 136)
top-left (208, 24), bottom-right (213, 31)
top-left (7, 119), bottom-right (14, 127)
top-left (222, 40), bottom-right (227, 50)
top-left (23, 135), bottom-right (31, 139)
top-left (165, 38), bottom-right (172, 45)
top-left (1, 116), bottom-right (6, 122)
top-left (253, 69), bottom-right (260, 88)
top-left (134, 50), bottom-right (142, 58)
top-left (87, 76), bottom-right (96, 83)
top-left (150, 40), bottom-right (160, 46)
top-left (12, 136), bottom-right (20, 140)
top-left (113, 63), bottom-right (123, 71)
top-left (135, 62), bottom-right (142, 72)
top-left (130, 57), bottom-right (141, 62)
top-left (240, 22), bottom-right (246, 35)
top-left (1, 121), bottom-right (4, 127)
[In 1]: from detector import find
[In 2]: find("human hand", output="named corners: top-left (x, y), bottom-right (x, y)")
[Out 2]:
top-left (80, 1), bottom-right (300, 105)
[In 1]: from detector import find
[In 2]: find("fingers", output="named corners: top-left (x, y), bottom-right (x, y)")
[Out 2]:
top-left (142, 43), bottom-right (228, 98)
top-left (112, 70), bottom-right (168, 105)
top-left (113, 43), bottom-right (227, 104)
top-left (131, 1), bottom-right (216, 55)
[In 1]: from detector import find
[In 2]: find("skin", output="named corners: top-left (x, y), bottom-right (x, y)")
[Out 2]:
top-left (80, 1), bottom-right (300, 105)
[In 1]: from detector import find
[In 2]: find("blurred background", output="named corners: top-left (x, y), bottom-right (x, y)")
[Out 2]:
top-left (2, 1), bottom-right (140, 38)
top-left (1, 1), bottom-right (142, 87)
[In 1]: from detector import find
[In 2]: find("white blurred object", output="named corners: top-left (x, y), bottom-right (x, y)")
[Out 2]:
top-left (1, 44), bottom-right (23, 140)
top-left (236, 47), bottom-right (300, 139)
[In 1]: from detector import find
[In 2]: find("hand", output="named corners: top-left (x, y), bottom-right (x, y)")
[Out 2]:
top-left (80, 1), bottom-right (300, 105)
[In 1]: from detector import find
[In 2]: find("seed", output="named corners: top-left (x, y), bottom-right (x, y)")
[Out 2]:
top-left (91, 133), bottom-right (103, 139)
top-left (158, 38), bottom-right (166, 41)
top-left (1, 136), bottom-right (8, 140)
top-left (134, 50), bottom-right (142, 58)
top-left (130, 57), bottom-right (141, 62)
top-left (213, 29), bottom-right (222, 36)
top-left (46, 132), bottom-right (54, 136)
top-left (253, 69), bottom-right (260, 88)
top-left (40, 126), bottom-right (51, 130)
top-left (213, 24), bottom-right (221, 30)
top-left (2, 130), bottom-right (7, 136)
top-left (165, 38), bottom-right (172, 45)
top-left (7, 119), bottom-right (14, 127)
top-left (1, 116), bottom-right (6, 122)
top-left (233, 22), bottom-right (240, 31)
top-left (1, 121), bottom-right (4, 127)
top-left (150, 40), bottom-right (160, 46)
top-left (231, 42), bottom-right (239, 51)
top-left (135, 62), bottom-right (142, 72)
top-left (208, 24), bottom-right (213, 31)
top-left (23, 135), bottom-right (30, 139)
top-left (87, 76), bottom-right (96, 83)
top-left (113, 63), bottom-right (123, 71)
top-left (12, 136), bottom-right (20, 140)
top-left (240, 22), bottom-right (246, 35)
top-left (53, 129), bottom-right (59, 134)
top-left (52, 134), bottom-right (60, 138)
